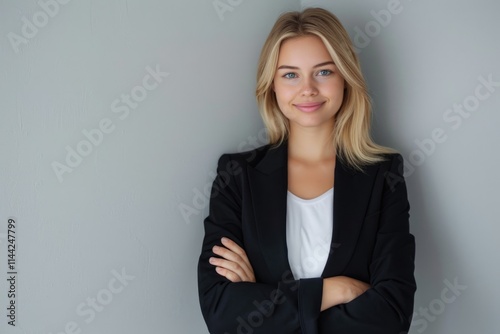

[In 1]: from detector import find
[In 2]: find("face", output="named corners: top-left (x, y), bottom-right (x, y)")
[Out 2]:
top-left (273, 35), bottom-right (345, 132)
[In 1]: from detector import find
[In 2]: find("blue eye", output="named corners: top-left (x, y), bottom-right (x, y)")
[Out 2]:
top-left (283, 73), bottom-right (298, 79)
top-left (318, 69), bottom-right (332, 76)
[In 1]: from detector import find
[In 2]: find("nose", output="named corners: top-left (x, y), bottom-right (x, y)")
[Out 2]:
top-left (300, 76), bottom-right (318, 96)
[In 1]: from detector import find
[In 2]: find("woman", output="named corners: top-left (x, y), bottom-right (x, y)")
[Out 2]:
top-left (198, 7), bottom-right (416, 334)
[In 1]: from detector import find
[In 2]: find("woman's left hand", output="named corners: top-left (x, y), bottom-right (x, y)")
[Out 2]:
top-left (209, 237), bottom-right (256, 283)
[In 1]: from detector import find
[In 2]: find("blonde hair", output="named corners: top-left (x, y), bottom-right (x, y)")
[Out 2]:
top-left (256, 7), bottom-right (398, 171)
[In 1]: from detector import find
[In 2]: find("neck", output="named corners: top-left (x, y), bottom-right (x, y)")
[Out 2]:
top-left (287, 121), bottom-right (336, 163)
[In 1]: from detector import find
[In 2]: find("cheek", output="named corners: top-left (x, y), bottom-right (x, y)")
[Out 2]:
top-left (273, 93), bottom-right (292, 116)
top-left (274, 95), bottom-right (288, 114)
top-left (274, 84), bottom-right (297, 103)
top-left (324, 78), bottom-right (343, 90)
top-left (323, 81), bottom-right (345, 100)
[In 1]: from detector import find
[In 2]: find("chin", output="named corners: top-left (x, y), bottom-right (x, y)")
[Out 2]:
top-left (295, 113), bottom-right (335, 123)
top-left (292, 120), bottom-right (333, 129)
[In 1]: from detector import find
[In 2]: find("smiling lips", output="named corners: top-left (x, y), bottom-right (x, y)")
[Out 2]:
top-left (294, 102), bottom-right (325, 112)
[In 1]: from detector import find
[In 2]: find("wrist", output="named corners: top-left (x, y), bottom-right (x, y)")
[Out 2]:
top-left (321, 277), bottom-right (345, 311)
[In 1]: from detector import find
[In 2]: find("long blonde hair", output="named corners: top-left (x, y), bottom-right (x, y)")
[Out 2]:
top-left (256, 7), bottom-right (398, 171)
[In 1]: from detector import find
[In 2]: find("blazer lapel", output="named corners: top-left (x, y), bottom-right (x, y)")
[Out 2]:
top-left (247, 142), bottom-right (291, 280)
top-left (322, 154), bottom-right (377, 277)
top-left (247, 140), bottom-right (378, 280)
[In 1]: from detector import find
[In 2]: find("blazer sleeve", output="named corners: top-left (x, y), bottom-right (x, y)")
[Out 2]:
top-left (317, 153), bottom-right (417, 333)
top-left (197, 153), bottom-right (323, 334)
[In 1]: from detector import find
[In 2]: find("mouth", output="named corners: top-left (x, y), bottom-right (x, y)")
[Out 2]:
top-left (293, 102), bottom-right (325, 113)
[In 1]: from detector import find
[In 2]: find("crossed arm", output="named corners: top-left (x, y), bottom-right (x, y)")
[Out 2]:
top-left (209, 237), bottom-right (371, 311)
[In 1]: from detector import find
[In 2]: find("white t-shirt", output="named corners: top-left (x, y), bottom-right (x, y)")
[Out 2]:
top-left (286, 187), bottom-right (334, 279)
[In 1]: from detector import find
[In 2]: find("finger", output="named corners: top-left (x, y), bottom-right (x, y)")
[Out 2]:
top-left (221, 238), bottom-right (248, 260)
top-left (212, 246), bottom-right (243, 265)
top-left (209, 257), bottom-right (248, 281)
top-left (212, 245), bottom-right (253, 279)
top-left (215, 267), bottom-right (241, 283)
top-left (220, 237), bottom-right (244, 254)
top-left (220, 238), bottom-right (253, 270)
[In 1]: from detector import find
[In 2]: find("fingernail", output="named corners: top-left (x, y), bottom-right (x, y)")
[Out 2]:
top-left (209, 257), bottom-right (215, 264)
top-left (221, 237), bottom-right (228, 243)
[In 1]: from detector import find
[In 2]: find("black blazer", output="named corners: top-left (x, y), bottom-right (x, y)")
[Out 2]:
top-left (197, 140), bottom-right (416, 334)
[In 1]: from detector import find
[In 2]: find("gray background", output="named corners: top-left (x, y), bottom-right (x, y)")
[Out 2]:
top-left (0, 0), bottom-right (498, 333)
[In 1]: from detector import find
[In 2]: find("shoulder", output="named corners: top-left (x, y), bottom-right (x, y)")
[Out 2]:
top-left (339, 151), bottom-right (404, 176)
top-left (365, 152), bottom-right (405, 181)
top-left (381, 152), bottom-right (405, 175)
top-left (212, 144), bottom-right (276, 190)
top-left (373, 152), bottom-right (403, 169)
top-left (216, 143), bottom-right (275, 170)
top-left (375, 152), bottom-right (407, 192)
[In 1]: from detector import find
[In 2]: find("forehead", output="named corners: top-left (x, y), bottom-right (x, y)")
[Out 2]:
top-left (277, 35), bottom-right (333, 67)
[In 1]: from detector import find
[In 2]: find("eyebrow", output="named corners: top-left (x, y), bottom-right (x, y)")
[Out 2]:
top-left (277, 61), bottom-right (336, 70)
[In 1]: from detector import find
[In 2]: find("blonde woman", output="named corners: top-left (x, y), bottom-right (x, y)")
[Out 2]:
top-left (198, 7), bottom-right (416, 334)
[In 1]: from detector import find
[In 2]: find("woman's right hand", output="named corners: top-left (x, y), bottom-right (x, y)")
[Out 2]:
top-left (321, 276), bottom-right (371, 311)
top-left (209, 237), bottom-right (256, 283)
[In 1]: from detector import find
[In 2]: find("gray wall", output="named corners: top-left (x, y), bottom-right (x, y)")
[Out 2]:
top-left (0, 0), bottom-right (498, 333)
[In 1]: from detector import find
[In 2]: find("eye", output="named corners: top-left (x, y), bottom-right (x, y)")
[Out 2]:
top-left (318, 69), bottom-right (332, 76)
top-left (283, 72), bottom-right (298, 79)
